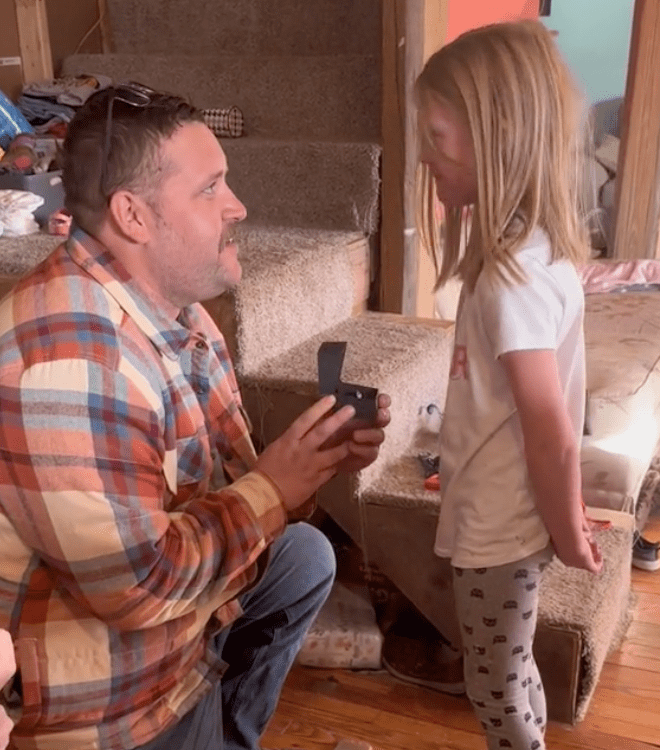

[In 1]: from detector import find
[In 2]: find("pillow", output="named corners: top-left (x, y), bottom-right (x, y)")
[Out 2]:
top-left (202, 106), bottom-right (244, 138)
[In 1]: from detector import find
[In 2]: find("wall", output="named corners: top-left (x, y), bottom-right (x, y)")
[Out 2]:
top-left (445, 0), bottom-right (538, 43)
top-left (47, 0), bottom-right (103, 74)
top-left (543, 0), bottom-right (635, 104)
top-left (0, 0), bottom-right (102, 102)
top-left (0, 0), bottom-right (23, 100)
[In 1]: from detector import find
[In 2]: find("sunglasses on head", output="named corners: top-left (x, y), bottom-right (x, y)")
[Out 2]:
top-left (100, 81), bottom-right (158, 197)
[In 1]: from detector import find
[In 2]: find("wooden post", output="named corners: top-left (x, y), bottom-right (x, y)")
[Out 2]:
top-left (416, 1), bottom-right (449, 318)
top-left (611, 0), bottom-right (660, 259)
top-left (14, 0), bottom-right (53, 83)
top-left (380, 0), bottom-right (425, 315)
top-left (97, 0), bottom-right (113, 53)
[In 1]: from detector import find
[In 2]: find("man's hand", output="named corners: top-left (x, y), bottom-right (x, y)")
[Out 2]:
top-left (255, 395), bottom-right (356, 513)
top-left (336, 393), bottom-right (391, 473)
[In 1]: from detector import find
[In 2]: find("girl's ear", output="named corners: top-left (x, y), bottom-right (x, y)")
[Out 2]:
top-left (107, 190), bottom-right (151, 244)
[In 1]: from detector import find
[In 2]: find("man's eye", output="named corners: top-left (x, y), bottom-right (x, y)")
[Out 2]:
top-left (203, 182), bottom-right (217, 194)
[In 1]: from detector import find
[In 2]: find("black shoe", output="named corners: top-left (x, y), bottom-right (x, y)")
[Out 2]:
top-left (632, 533), bottom-right (660, 571)
top-left (382, 631), bottom-right (465, 694)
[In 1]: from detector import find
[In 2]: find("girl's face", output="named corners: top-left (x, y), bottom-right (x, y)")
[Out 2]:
top-left (418, 97), bottom-right (478, 208)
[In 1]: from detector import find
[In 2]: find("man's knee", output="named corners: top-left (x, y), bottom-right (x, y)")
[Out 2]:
top-left (281, 523), bottom-right (336, 589)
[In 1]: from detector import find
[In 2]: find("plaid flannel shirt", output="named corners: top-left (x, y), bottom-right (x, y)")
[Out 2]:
top-left (0, 229), bottom-right (287, 750)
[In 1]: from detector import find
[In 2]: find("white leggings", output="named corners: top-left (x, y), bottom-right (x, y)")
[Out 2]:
top-left (452, 547), bottom-right (554, 750)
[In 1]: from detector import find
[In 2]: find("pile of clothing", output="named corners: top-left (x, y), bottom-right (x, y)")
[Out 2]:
top-left (18, 74), bottom-right (112, 137)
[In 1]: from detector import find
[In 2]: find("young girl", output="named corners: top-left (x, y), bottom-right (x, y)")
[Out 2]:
top-left (416, 20), bottom-right (602, 750)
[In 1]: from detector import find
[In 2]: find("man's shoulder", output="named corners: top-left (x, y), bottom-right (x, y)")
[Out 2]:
top-left (0, 254), bottom-right (125, 373)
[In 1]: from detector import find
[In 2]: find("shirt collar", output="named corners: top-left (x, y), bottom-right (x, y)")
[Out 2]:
top-left (65, 226), bottom-right (194, 360)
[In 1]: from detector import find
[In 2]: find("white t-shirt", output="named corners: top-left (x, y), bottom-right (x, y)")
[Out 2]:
top-left (435, 229), bottom-right (585, 568)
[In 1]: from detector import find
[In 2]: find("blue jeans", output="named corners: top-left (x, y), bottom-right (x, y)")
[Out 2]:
top-left (135, 522), bottom-right (336, 750)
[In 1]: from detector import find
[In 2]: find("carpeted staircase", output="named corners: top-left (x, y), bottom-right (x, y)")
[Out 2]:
top-left (0, 0), bottom-right (634, 726)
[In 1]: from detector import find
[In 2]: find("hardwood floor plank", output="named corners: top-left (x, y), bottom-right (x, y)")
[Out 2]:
top-left (632, 591), bottom-right (660, 624)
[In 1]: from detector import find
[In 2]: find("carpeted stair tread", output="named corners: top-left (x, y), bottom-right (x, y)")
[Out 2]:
top-left (359, 453), bottom-right (442, 511)
top-left (221, 139), bottom-right (380, 232)
top-left (239, 312), bottom-right (454, 488)
top-left (213, 225), bottom-right (366, 373)
top-left (105, 0), bottom-right (381, 57)
top-left (62, 53), bottom-right (380, 140)
top-left (0, 233), bottom-right (62, 278)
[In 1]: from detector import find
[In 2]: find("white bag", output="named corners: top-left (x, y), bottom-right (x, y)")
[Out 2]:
top-left (0, 188), bottom-right (44, 237)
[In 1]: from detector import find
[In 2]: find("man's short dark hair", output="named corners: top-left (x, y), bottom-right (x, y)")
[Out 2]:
top-left (62, 85), bottom-right (204, 234)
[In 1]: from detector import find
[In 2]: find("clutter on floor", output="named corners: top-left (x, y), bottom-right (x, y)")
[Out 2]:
top-left (0, 70), bottom-right (248, 239)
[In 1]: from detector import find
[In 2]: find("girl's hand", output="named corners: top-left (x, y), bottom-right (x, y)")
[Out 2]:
top-left (553, 528), bottom-right (603, 574)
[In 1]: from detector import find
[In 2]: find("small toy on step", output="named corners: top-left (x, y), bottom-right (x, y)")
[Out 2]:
top-left (417, 451), bottom-right (440, 478)
top-left (417, 451), bottom-right (440, 491)
top-left (418, 402), bottom-right (443, 433)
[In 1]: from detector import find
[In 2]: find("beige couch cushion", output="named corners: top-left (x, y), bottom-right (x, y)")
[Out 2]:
top-left (582, 292), bottom-right (660, 512)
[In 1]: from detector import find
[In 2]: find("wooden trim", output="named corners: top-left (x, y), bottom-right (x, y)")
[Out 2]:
top-left (416, 1), bottom-right (449, 318)
top-left (97, 0), bottom-right (113, 53)
top-left (380, 0), bottom-right (425, 315)
top-left (14, 0), bottom-right (53, 83)
top-left (424, 0), bottom-right (449, 58)
top-left (612, 0), bottom-right (660, 259)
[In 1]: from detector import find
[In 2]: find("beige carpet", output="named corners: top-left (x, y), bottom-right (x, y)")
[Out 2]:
top-left (104, 0), bottom-right (382, 57)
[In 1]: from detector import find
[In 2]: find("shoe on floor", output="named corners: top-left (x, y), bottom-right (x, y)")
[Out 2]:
top-left (632, 533), bottom-right (660, 571)
top-left (381, 631), bottom-right (465, 695)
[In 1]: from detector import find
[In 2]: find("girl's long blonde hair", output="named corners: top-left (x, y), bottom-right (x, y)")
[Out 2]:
top-left (416, 20), bottom-right (591, 292)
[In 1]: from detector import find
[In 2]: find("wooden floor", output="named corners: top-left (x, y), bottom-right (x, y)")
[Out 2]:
top-left (263, 515), bottom-right (660, 750)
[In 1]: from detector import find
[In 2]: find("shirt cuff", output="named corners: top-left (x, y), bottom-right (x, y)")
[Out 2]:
top-left (230, 470), bottom-right (288, 539)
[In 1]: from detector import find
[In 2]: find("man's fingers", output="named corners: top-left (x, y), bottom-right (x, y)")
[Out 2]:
top-left (321, 442), bottom-right (351, 468)
top-left (350, 426), bottom-right (385, 446)
top-left (312, 404), bottom-right (356, 446)
top-left (288, 395), bottom-right (337, 440)
top-left (377, 393), bottom-right (392, 409)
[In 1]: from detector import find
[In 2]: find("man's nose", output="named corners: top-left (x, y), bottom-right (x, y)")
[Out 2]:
top-left (227, 190), bottom-right (247, 222)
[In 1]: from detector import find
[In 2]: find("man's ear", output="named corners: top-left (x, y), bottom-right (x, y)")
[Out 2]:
top-left (107, 189), bottom-right (152, 244)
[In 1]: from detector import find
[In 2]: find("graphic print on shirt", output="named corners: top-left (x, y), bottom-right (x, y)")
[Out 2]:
top-left (450, 344), bottom-right (469, 380)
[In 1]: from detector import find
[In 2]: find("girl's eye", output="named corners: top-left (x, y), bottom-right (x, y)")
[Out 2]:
top-left (203, 182), bottom-right (217, 195)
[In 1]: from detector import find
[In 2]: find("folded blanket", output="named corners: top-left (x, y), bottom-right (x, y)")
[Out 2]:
top-left (579, 259), bottom-right (660, 294)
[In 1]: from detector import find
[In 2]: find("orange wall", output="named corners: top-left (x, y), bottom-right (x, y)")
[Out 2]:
top-left (446, 0), bottom-right (539, 43)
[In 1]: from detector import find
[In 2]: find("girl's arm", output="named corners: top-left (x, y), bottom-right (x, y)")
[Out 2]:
top-left (500, 349), bottom-right (602, 573)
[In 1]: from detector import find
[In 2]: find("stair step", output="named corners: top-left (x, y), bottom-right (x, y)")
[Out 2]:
top-left (62, 53), bottom-right (380, 140)
top-left (105, 0), bottom-right (381, 57)
top-left (221, 138), bottom-right (380, 232)
top-left (361, 453), bottom-right (442, 511)
top-left (205, 225), bottom-right (370, 374)
top-left (238, 312), bottom-right (454, 488)
top-left (0, 234), bottom-right (61, 280)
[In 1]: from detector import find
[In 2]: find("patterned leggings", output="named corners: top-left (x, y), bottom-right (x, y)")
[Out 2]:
top-left (452, 547), bottom-right (553, 750)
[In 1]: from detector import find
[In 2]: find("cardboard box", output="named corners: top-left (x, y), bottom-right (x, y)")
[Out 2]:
top-left (0, 169), bottom-right (65, 227)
